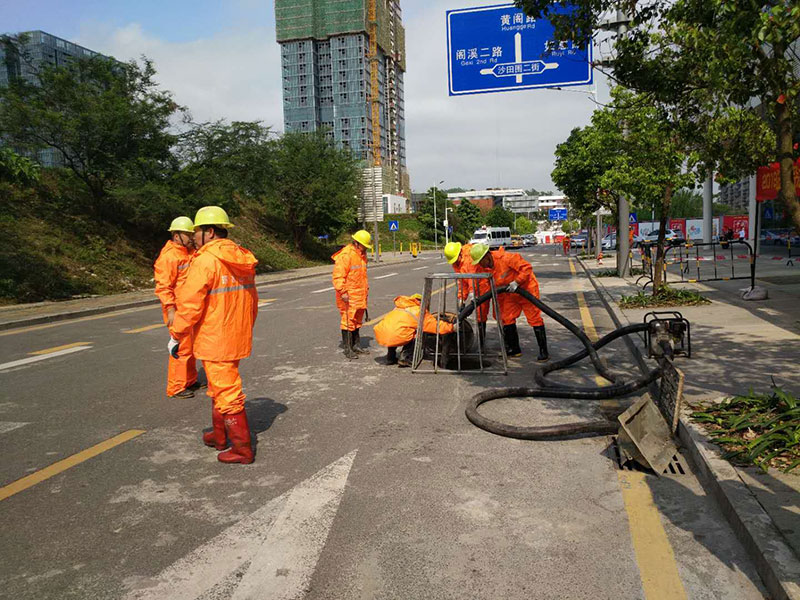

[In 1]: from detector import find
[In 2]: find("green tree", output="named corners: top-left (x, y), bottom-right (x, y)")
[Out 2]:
top-left (0, 41), bottom-right (181, 207)
top-left (269, 131), bottom-right (362, 250)
top-left (485, 206), bottom-right (515, 228)
top-left (416, 186), bottom-right (451, 242)
top-left (0, 148), bottom-right (40, 185)
top-left (455, 200), bottom-right (482, 238)
top-left (561, 220), bottom-right (580, 234)
top-left (515, 215), bottom-right (536, 234)
top-left (669, 188), bottom-right (732, 218)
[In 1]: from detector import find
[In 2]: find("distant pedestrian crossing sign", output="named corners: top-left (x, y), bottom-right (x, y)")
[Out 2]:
top-left (629, 213), bottom-right (638, 224)
top-left (388, 220), bottom-right (399, 232)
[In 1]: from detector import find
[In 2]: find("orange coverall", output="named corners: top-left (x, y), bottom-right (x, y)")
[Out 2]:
top-left (332, 243), bottom-right (369, 331)
top-left (171, 239), bottom-right (258, 415)
top-left (488, 247), bottom-right (543, 327)
top-left (154, 240), bottom-right (197, 396)
top-left (452, 243), bottom-right (489, 322)
top-left (374, 295), bottom-right (455, 347)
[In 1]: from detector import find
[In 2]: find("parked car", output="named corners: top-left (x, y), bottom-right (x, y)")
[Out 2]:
top-left (570, 234), bottom-right (588, 248)
top-left (601, 233), bottom-right (617, 250)
top-left (521, 234), bottom-right (536, 247)
top-left (642, 228), bottom-right (685, 246)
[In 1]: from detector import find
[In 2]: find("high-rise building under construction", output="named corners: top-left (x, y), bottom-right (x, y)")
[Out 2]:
top-left (275, 0), bottom-right (410, 210)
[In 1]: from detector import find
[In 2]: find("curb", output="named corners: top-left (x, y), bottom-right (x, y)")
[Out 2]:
top-left (0, 256), bottom-right (422, 332)
top-left (577, 258), bottom-right (800, 600)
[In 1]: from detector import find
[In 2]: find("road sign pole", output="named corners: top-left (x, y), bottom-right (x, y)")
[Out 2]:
top-left (393, 231), bottom-right (396, 256)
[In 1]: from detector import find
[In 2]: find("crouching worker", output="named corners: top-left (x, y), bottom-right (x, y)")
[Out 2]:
top-left (374, 294), bottom-right (456, 367)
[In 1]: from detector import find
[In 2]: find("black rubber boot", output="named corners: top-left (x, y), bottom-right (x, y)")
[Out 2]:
top-left (503, 324), bottom-right (522, 357)
top-left (342, 330), bottom-right (358, 360)
top-left (351, 328), bottom-right (370, 354)
top-left (386, 346), bottom-right (398, 365)
top-left (534, 325), bottom-right (549, 362)
top-left (398, 341), bottom-right (415, 368)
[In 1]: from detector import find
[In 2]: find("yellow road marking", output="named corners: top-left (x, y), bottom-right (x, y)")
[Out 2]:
top-left (28, 342), bottom-right (92, 355)
top-left (123, 324), bottom-right (164, 334)
top-left (0, 429), bottom-right (146, 502)
top-left (618, 471), bottom-right (688, 599)
top-left (258, 298), bottom-right (277, 307)
top-left (568, 258), bottom-right (577, 275)
top-left (0, 305), bottom-right (158, 338)
top-left (365, 283), bottom-right (457, 326)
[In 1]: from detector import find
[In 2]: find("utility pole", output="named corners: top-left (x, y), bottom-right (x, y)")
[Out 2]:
top-left (433, 179), bottom-right (444, 253)
top-left (703, 171), bottom-right (713, 243)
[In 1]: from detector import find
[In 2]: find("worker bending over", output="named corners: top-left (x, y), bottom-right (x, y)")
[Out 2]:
top-left (170, 206), bottom-right (259, 464)
top-left (154, 216), bottom-right (199, 398)
top-left (374, 294), bottom-right (455, 367)
top-left (332, 230), bottom-right (372, 360)
top-left (472, 243), bottom-right (549, 361)
top-left (443, 241), bottom-right (489, 344)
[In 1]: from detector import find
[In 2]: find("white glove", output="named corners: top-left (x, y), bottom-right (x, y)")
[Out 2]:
top-left (168, 337), bottom-right (180, 359)
top-left (465, 292), bottom-right (475, 305)
top-left (507, 281), bottom-right (519, 293)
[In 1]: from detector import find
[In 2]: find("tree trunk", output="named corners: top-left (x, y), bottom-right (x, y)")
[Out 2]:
top-left (775, 98), bottom-right (800, 232)
top-left (292, 225), bottom-right (306, 251)
top-left (652, 185), bottom-right (673, 294)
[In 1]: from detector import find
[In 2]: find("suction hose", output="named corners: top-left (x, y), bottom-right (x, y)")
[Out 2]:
top-left (460, 285), bottom-right (663, 440)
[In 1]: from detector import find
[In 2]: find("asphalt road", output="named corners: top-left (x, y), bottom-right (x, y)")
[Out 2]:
top-left (0, 248), bottom-right (768, 599)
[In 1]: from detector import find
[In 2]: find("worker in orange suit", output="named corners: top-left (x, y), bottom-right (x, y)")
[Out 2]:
top-left (472, 243), bottom-right (549, 361)
top-left (443, 241), bottom-right (489, 345)
top-left (332, 230), bottom-right (371, 360)
top-left (374, 294), bottom-right (456, 367)
top-left (170, 206), bottom-right (259, 464)
top-left (562, 235), bottom-right (571, 256)
top-left (154, 216), bottom-right (199, 399)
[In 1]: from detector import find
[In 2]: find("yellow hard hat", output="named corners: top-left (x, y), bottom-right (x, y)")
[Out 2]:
top-left (410, 293), bottom-right (422, 300)
top-left (193, 206), bottom-right (234, 229)
top-left (470, 243), bottom-right (490, 264)
top-left (351, 230), bottom-right (373, 250)
top-left (443, 241), bottom-right (462, 264)
top-left (168, 216), bottom-right (194, 233)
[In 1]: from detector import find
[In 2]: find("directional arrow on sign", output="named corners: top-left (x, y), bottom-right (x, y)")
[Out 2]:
top-left (124, 450), bottom-right (358, 600)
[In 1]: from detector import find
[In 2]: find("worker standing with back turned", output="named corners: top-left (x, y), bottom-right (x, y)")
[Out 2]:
top-left (471, 243), bottom-right (549, 361)
top-left (154, 216), bottom-right (199, 399)
top-left (443, 241), bottom-right (489, 344)
top-left (170, 206), bottom-right (259, 464)
top-left (332, 230), bottom-right (372, 359)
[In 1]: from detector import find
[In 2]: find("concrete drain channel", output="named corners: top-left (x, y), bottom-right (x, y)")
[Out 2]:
top-left (612, 436), bottom-right (688, 476)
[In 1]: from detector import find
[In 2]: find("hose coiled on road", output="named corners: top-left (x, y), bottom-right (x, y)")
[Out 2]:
top-left (460, 285), bottom-right (663, 440)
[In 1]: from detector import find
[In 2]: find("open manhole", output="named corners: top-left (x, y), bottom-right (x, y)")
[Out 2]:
top-left (611, 436), bottom-right (688, 475)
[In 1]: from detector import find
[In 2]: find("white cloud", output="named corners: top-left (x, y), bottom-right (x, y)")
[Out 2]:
top-left (74, 2), bottom-right (605, 193)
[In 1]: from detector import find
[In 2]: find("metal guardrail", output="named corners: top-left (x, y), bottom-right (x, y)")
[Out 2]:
top-left (663, 240), bottom-right (756, 289)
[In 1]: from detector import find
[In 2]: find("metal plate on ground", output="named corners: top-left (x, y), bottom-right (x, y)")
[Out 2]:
top-left (656, 358), bottom-right (684, 434)
top-left (617, 396), bottom-right (678, 475)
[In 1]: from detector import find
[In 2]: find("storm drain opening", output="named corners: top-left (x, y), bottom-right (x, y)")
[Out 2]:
top-left (611, 436), bottom-right (688, 476)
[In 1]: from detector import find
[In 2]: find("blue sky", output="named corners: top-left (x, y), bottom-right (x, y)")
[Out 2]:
top-left (1, 1), bottom-right (602, 192)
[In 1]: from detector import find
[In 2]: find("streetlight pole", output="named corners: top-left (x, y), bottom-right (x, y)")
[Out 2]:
top-left (445, 207), bottom-right (453, 246)
top-left (433, 179), bottom-right (444, 254)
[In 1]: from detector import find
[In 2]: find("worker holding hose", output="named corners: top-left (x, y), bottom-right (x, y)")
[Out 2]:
top-left (374, 294), bottom-right (456, 367)
top-left (443, 241), bottom-right (489, 344)
top-left (170, 206), bottom-right (259, 465)
top-left (332, 230), bottom-right (372, 359)
top-left (155, 216), bottom-right (199, 399)
top-left (471, 243), bottom-right (549, 361)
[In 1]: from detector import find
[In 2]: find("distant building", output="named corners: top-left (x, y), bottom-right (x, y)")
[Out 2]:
top-left (383, 193), bottom-right (407, 214)
top-left (0, 31), bottom-right (104, 167)
top-left (447, 188), bottom-right (525, 214)
top-left (275, 0), bottom-right (410, 204)
top-left (717, 179), bottom-right (751, 214)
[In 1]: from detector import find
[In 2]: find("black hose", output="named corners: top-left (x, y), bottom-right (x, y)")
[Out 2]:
top-left (460, 283), bottom-right (663, 440)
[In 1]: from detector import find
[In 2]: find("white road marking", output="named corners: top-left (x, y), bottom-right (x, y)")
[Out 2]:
top-left (124, 450), bottom-right (358, 600)
top-left (311, 286), bottom-right (335, 294)
top-left (0, 346), bottom-right (92, 372)
top-left (373, 272), bottom-right (398, 280)
top-left (0, 422), bottom-right (28, 435)
top-left (437, 261), bottom-right (448, 265)
top-left (412, 266), bottom-right (428, 271)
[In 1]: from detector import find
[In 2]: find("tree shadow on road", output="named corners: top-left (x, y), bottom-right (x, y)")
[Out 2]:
top-left (247, 397), bottom-right (287, 456)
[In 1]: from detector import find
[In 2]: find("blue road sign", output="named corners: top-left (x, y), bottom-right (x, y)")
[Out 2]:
top-left (549, 208), bottom-right (568, 221)
top-left (388, 220), bottom-right (399, 232)
top-left (446, 3), bottom-right (592, 96)
top-left (763, 206), bottom-right (774, 220)
top-left (629, 212), bottom-right (638, 224)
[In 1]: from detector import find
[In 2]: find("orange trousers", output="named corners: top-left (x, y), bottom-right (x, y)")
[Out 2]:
top-left (498, 280), bottom-right (543, 327)
top-left (336, 296), bottom-right (366, 331)
top-left (163, 307), bottom-right (197, 396)
top-left (204, 360), bottom-right (246, 415)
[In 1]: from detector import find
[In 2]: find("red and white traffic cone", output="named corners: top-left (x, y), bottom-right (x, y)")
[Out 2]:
top-left (597, 251), bottom-right (604, 265)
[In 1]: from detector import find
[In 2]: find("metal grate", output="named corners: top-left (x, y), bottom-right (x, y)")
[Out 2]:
top-left (611, 437), bottom-right (688, 476)
top-left (656, 357), bottom-right (685, 434)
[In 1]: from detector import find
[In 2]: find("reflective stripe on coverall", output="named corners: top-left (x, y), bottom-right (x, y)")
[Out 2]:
top-left (373, 295), bottom-right (455, 347)
top-left (331, 243), bottom-right (369, 331)
top-left (488, 247), bottom-right (543, 327)
top-left (171, 239), bottom-right (258, 414)
top-left (453, 243), bottom-right (489, 322)
top-left (154, 240), bottom-right (197, 395)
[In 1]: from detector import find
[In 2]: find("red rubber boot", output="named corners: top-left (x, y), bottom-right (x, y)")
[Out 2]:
top-left (217, 410), bottom-right (254, 464)
top-left (202, 404), bottom-right (227, 450)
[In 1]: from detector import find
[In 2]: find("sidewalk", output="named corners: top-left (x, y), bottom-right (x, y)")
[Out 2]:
top-left (0, 253), bottom-right (424, 331)
top-left (579, 255), bottom-right (800, 600)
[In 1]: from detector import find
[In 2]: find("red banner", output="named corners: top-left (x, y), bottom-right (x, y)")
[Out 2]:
top-left (756, 158), bottom-right (800, 202)
top-left (722, 215), bottom-right (749, 239)
top-left (669, 218), bottom-right (686, 239)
